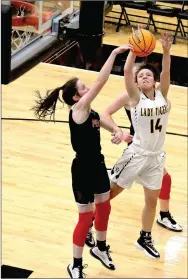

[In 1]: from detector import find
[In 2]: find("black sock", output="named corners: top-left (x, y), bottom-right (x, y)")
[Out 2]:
top-left (160, 211), bottom-right (176, 224)
top-left (160, 210), bottom-right (169, 218)
top-left (140, 230), bottom-right (151, 238)
top-left (73, 257), bottom-right (82, 267)
top-left (97, 240), bottom-right (106, 251)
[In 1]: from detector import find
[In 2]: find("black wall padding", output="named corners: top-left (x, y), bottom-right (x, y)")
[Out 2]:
top-left (79, 1), bottom-right (105, 35)
top-left (1, 4), bottom-right (12, 85)
top-left (78, 1), bottom-right (105, 63)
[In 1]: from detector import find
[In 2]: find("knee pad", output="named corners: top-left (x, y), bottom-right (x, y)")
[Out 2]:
top-left (94, 199), bottom-right (111, 231)
top-left (159, 173), bottom-right (171, 200)
top-left (73, 211), bottom-right (93, 246)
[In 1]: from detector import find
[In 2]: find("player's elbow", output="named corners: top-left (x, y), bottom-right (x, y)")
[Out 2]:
top-left (101, 109), bottom-right (111, 120)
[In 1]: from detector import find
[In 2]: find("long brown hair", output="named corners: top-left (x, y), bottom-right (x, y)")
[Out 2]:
top-left (31, 77), bottom-right (78, 120)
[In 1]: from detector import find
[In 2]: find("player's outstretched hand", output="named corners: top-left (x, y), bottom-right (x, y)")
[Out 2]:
top-left (159, 32), bottom-right (173, 52)
top-left (112, 44), bottom-right (134, 55)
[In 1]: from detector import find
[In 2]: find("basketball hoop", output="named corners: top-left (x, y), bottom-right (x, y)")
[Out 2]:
top-left (11, 0), bottom-right (52, 54)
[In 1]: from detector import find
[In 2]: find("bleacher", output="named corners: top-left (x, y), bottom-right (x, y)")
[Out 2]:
top-left (105, 0), bottom-right (188, 43)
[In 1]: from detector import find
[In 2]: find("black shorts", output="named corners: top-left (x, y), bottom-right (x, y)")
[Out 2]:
top-left (71, 155), bottom-right (110, 204)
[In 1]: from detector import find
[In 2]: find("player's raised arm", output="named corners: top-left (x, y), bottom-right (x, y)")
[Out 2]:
top-left (124, 50), bottom-right (140, 105)
top-left (77, 44), bottom-right (133, 110)
top-left (157, 33), bottom-right (172, 97)
top-left (31, 45), bottom-right (132, 122)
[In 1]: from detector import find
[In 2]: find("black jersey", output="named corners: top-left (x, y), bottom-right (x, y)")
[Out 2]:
top-left (69, 109), bottom-right (102, 159)
top-left (125, 108), bottom-right (135, 136)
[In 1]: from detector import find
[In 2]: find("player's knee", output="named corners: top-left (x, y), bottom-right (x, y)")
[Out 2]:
top-left (95, 191), bottom-right (110, 204)
top-left (94, 199), bottom-right (111, 231)
top-left (159, 173), bottom-right (171, 200)
top-left (73, 211), bottom-right (93, 246)
top-left (144, 190), bottom-right (159, 209)
top-left (145, 197), bottom-right (158, 209)
top-left (110, 182), bottom-right (124, 200)
top-left (78, 211), bottom-right (94, 225)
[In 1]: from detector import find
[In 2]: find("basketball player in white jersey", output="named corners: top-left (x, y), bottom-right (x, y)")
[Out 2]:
top-left (100, 63), bottom-right (182, 239)
top-left (105, 32), bottom-right (173, 259)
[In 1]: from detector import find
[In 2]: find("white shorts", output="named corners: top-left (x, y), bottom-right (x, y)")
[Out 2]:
top-left (110, 144), bottom-right (166, 190)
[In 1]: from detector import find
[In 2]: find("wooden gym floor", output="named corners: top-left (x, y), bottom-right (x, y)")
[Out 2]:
top-left (2, 62), bottom-right (187, 278)
top-left (2, 4), bottom-right (188, 276)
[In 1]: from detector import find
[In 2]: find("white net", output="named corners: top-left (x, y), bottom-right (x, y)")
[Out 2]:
top-left (11, 1), bottom-right (38, 55)
top-left (11, 28), bottom-right (34, 54)
top-left (11, 0), bottom-right (73, 55)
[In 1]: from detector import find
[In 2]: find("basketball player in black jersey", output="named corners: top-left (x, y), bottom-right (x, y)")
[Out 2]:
top-left (32, 44), bottom-right (133, 278)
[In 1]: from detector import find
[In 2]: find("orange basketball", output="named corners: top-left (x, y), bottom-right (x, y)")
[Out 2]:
top-left (129, 29), bottom-right (156, 57)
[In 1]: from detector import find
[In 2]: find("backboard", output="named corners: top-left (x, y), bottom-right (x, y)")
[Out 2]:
top-left (1, 0), bottom-right (74, 84)
top-left (11, 0), bottom-right (74, 54)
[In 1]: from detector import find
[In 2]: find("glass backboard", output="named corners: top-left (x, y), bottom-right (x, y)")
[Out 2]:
top-left (11, 0), bottom-right (73, 54)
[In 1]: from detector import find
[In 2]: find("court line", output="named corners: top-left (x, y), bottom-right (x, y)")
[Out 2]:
top-left (2, 117), bottom-right (188, 138)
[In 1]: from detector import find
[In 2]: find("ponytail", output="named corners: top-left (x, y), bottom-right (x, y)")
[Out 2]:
top-left (31, 87), bottom-right (63, 121)
top-left (32, 77), bottom-right (79, 121)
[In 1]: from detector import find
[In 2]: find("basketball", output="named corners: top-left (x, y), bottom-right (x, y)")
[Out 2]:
top-left (129, 29), bottom-right (156, 57)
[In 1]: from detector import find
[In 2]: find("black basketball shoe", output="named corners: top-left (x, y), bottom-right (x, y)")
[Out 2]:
top-left (135, 232), bottom-right (160, 259)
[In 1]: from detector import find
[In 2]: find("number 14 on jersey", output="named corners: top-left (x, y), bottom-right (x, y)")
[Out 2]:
top-left (150, 118), bottom-right (162, 133)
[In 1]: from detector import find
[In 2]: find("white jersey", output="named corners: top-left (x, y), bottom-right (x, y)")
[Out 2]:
top-left (131, 89), bottom-right (170, 152)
